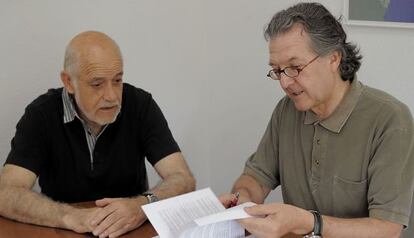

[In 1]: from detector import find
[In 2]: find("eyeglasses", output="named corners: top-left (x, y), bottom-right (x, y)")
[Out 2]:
top-left (267, 55), bottom-right (319, 81)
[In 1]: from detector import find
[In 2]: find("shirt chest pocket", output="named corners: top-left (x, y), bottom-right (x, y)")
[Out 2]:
top-left (332, 175), bottom-right (369, 218)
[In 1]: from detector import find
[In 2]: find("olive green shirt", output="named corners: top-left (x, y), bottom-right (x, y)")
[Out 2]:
top-left (244, 79), bottom-right (414, 230)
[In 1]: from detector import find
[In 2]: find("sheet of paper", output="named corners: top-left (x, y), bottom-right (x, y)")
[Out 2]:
top-left (142, 188), bottom-right (227, 238)
top-left (179, 220), bottom-right (245, 238)
top-left (194, 202), bottom-right (256, 226)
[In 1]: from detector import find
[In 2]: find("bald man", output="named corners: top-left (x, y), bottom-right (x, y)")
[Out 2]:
top-left (0, 31), bottom-right (195, 237)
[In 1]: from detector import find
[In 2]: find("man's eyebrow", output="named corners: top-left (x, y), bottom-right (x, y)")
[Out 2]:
top-left (269, 56), bottom-right (299, 67)
top-left (90, 77), bottom-right (105, 82)
top-left (91, 72), bottom-right (123, 81)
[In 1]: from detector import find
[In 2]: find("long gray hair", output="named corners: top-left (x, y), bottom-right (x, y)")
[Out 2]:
top-left (264, 2), bottom-right (362, 82)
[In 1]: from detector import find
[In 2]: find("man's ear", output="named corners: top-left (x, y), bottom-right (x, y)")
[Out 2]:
top-left (329, 50), bottom-right (342, 73)
top-left (60, 71), bottom-right (75, 94)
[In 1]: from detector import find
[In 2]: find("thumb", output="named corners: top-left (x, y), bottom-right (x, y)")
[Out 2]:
top-left (95, 198), bottom-right (114, 207)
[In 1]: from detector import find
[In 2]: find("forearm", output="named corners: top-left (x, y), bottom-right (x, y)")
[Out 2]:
top-left (322, 216), bottom-right (402, 238)
top-left (150, 170), bottom-right (195, 200)
top-left (0, 185), bottom-right (74, 229)
top-left (231, 174), bottom-right (269, 204)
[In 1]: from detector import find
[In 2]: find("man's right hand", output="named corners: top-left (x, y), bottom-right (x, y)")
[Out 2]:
top-left (90, 197), bottom-right (148, 238)
top-left (218, 192), bottom-right (250, 208)
top-left (63, 207), bottom-right (102, 233)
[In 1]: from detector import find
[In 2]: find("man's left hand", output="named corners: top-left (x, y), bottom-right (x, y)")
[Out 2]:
top-left (239, 203), bottom-right (314, 238)
top-left (90, 197), bottom-right (147, 238)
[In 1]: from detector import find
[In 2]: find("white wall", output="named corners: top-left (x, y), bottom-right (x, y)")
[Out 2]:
top-left (0, 0), bottom-right (413, 202)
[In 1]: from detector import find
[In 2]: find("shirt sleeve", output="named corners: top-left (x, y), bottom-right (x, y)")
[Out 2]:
top-left (140, 96), bottom-right (181, 166)
top-left (243, 100), bottom-right (284, 190)
top-left (367, 106), bottom-right (414, 226)
top-left (5, 105), bottom-right (48, 175)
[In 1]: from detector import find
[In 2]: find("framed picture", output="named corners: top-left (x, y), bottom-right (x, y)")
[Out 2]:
top-left (343, 0), bottom-right (414, 28)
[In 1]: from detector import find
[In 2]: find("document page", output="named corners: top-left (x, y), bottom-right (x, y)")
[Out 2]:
top-left (179, 220), bottom-right (244, 238)
top-left (194, 202), bottom-right (256, 226)
top-left (142, 188), bottom-right (251, 238)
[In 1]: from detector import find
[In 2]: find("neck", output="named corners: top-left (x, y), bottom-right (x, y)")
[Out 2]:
top-left (88, 122), bottom-right (104, 136)
top-left (70, 94), bottom-right (105, 135)
top-left (311, 77), bottom-right (351, 119)
top-left (76, 107), bottom-right (104, 136)
top-left (80, 114), bottom-right (104, 136)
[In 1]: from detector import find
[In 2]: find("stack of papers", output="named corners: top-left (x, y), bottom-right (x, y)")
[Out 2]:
top-left (142, 188), bottom-right (256, 238)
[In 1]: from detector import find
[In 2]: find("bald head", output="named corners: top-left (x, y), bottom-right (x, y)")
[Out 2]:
top-left (60, 31), bottom-right (124, 131)
top-left (63, 31), bottom-right (123, 78)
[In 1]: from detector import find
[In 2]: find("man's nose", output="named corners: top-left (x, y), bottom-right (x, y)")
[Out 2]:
top-left (103, 83), bottom-right (117, 102)
top-left (279, 74), bottom-right (295, 89)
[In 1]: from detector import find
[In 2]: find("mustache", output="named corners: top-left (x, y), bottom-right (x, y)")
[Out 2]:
top-left (100, 101), bottom-right (121, 108)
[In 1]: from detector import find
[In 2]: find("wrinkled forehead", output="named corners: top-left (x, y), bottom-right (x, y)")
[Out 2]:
top-left (79, 44), bottom-right (122, 64)
top-left (268, 25), bottom-right (314, 66)
top-left (70, 46), bottom-right (123, 81)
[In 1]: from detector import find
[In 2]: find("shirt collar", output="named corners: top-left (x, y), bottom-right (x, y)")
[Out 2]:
top-left (62, 88), bottom-right (79, 124)
top-left (304, 78), bottom-right (363, 133)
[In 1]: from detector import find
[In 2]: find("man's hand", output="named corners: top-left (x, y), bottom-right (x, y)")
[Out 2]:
top-left (238, 203), bottom-right (313, 238)
top-left (90, 197), bottom-right (147, 238)
top-left (62, 207), bottom-right (102, 233)
top-left (219, 192), bottom-right (250, 208)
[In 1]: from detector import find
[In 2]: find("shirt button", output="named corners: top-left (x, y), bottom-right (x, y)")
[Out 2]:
top-left (315, 160), bottom-right (320, 165)
top-left (316, 139), bottom-right (321, 145)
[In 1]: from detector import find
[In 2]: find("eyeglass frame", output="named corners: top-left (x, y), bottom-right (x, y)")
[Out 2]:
top-left (267, 55), bottom-right (320, 81)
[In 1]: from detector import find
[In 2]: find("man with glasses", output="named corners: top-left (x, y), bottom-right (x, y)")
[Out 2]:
top-left (221, 3), bottom-right (413, 238)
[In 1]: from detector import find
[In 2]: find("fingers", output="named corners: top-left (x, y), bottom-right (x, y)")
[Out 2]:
top-left (107, 217), bottom-right (144, 238)
top-left (239, 216), bottom-right (285, 238)
top-left (66, 207), bottom-right (102, 233)
top-left (93, 211), bottom-right (118, 236)
top-left (96, 198), bottom-right (115, 207)
top-left (240, 204), bottom-right (306, 237)
top-left (238, 217), bottom-right (270, 238)
top-left (91, 204), bottom-right (116, 227)
top-left (92, 198), bottom-right (145, 237)
top-left (90, 198), bottom-right (147, 237)
top-left (96, 214), bottom-right (144, 238)
top-left (108, 227), bottom-right (130, 238)
top-left (245, 203), bottom-right (281, 216)
top-left (107, 222), bottom-right (131, 238)
top-left (96, 217), bottom-right (125, 238)
top-left (218, 193), bottom-right (236, 208)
